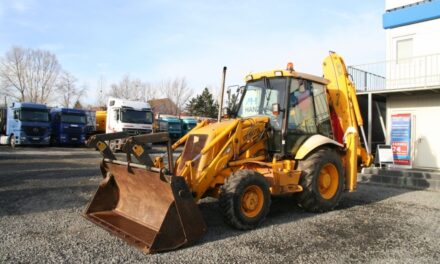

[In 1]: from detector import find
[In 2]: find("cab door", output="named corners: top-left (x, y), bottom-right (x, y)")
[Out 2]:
top-left (285, 80), bottom-right (332, 155)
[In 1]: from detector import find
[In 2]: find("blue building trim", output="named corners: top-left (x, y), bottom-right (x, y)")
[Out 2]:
top-left (383, 1), bottom-right (440, 29)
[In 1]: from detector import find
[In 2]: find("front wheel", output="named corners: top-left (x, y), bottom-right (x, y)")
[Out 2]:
top-left (297, 148), bottom-right (344, 213)
top-left (219, 170), bottom-right (271, 230)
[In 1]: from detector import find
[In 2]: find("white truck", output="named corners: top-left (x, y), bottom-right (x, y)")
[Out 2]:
top-left (106, 97), bottom-right (154, 150)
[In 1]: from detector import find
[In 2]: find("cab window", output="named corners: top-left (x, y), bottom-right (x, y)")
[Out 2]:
top-left (287, 79), bottom-right (317, 134)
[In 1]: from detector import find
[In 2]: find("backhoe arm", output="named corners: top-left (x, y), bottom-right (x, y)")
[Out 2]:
top-left (323, 52), bottom-right (372, 191)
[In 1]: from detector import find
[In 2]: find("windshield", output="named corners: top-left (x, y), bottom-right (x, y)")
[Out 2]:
top-left (61, 113), bottom-right (86, 124)
top-left (121, 109), bottom-right (153, 124)
top-left (20, 109), bottom-right (49, 122)
top-left (237, 78), bottom-right (286, 129)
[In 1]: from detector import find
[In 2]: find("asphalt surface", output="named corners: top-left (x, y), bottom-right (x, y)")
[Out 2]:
top-left (0, 146), bottom-right (439, 263)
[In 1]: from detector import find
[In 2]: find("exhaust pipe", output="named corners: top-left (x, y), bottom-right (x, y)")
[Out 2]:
top-left (217, 66), bottom-right (227, 122)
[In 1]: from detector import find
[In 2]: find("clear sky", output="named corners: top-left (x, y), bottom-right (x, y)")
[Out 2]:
top-left (0, 0), bottom-right (385, 105)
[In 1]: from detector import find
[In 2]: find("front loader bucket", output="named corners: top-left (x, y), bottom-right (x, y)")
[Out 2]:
top-left (84, 162), bottom-right (207, 253)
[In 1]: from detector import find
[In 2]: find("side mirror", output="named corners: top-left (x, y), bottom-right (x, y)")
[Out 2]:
top-left (115, 111), bottom-right (119, 121)
top-left (13, 111), bottom-right (19, 120)
top-left (272, 103), bottom-right (280, 116)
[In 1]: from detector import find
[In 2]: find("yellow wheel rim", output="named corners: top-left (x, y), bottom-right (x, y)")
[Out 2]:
top-left (318, 163), bottom-right (339, 200)
top-left (240, 185), bottom-right (264, 218)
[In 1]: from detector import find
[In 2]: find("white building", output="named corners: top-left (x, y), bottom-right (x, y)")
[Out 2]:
top-left (350, 0), bottom-right (440, 170)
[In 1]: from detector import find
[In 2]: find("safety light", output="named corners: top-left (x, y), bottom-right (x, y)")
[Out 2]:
top-left (286, 62), bottom-right (294, 72)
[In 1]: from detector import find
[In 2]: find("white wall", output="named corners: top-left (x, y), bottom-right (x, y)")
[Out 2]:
top-left (385, 19), bottom-right (440, 89)
top-left (386, 0), bottom-right (425, 11)
top-left (386, 93), bottom-right (440, 169)
top-left (386, 19), bottom-right (440, 61)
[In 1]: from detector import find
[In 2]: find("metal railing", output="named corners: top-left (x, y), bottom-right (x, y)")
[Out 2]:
top-left (348, 53), bottom-right (440, 92)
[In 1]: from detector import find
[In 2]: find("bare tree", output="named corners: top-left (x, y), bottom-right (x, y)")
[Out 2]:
top-left (107, 74), bottom-right (159, 104)
top-left (144, 82), bottom-right (158, 102)
top-left (0, 46), bottom-right (61, 104)
top-left (95, 75), bottom-right (108, 107)
top-left (108, 74), bottom-right (146, 101)
top-left (56, 71), bottom-right (87, 108)
top-left (161, 77), bottom-right (193, 115)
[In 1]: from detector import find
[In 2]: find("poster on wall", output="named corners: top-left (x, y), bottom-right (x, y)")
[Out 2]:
top-left (390, 113), bottom-right (412, 166)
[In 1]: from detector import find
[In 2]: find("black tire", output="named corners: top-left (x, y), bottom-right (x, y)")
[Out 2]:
top-left (50, 136), bottom-right (56, 146)
top-left (219, 170), bottom-right (271, 230)
top-left (297, 148), bottom-right (344, 213)
top-left (9, 135), bottom-right (16, 148)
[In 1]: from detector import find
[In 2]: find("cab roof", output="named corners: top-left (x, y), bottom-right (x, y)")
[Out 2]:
top-left (245, 69), bottom-right (329, 85)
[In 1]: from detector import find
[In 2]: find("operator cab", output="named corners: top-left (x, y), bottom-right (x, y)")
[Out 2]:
top-left (236, 66), bottom-right (333, 156)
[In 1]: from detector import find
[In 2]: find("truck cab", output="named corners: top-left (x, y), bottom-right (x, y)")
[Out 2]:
top-left (84, 110), bottom-right (97, 138)
top-left (106, 98), bottom-right (154, 150)
top-left (157, 114), bottom-right (182, 141)
top-left (50, 108), bottom-right (87, 145)
top-left (1, 102), bottom-right (51, 146)
top-left (180, 116), bottom-right (198, 136)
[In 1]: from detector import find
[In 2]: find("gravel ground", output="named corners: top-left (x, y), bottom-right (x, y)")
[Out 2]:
top-left (0, 146), bottom-right (439, 263)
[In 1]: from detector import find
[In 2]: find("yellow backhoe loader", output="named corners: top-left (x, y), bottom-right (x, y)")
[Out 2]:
top-left (85, 52), bottom-right (372, 253)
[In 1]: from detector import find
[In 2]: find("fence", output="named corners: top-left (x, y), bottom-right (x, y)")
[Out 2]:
top-left (348, 53), bottom-right (440, 92)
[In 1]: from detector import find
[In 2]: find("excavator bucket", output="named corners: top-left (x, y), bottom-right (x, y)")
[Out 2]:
top-left (84, 133), bottom-right (206, 253)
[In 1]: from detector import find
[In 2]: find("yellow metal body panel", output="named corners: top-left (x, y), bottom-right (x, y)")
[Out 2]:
top-left (246, 70), bottom-right (329, 85)
top-left (295, 134), bottom-right (343, 160)
top-left (322, 53), bottom-right (372, 191)
top-left (168, 53), bottom-right (369, 200)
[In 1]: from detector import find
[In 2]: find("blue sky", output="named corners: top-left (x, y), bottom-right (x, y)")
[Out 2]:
top-left (0, 0), bottom-right (385, 105)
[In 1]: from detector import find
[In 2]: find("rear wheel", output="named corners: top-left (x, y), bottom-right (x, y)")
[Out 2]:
top-left (50, 136), bottom-right (56, 146)
top-left (219, 170), bottom-right (271, 230)
top-left (297, 148), bottom-right (344, 212)
top-left (9, 135), bottom-right (16, 148)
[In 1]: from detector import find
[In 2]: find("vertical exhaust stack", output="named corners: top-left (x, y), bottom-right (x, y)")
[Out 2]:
top-left (218, 66), bottom-right (227, 122)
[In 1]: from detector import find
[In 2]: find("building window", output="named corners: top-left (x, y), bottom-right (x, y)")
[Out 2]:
top-left (396, 38), bottom-right (413, 63)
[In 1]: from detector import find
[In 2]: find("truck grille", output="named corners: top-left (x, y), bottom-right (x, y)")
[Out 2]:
top-left (122, 128), bottom-right (152, 135)
top-left (64, 127), bottom-right (83, 134)
top-left (168, 124), bottom-right (181, 131)
top-left (23, 126), bottom-right (47, 136)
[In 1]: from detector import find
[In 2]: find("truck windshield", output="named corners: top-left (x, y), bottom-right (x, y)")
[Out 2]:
top-left (121, 110), bottom-right (153, 124)
top-left (61, 114), bottom-right (86, 124)
top-left (237, 78), bottom-right (286, 129)
top-left (20, 108), bottom-right (49, 122)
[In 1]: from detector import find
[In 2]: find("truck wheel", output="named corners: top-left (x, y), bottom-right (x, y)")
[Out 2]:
top-left (297, 148), bottom-right (344, 212)
top-left (219, 170), bottom-right (271, 230)
top-left (50, 136), bottom-right (56, 146)
top-left (108, 141), bottom-right (117, 152)
top-left (9, 135), bottom-right (16, 148)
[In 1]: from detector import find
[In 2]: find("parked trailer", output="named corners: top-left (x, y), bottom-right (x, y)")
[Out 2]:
top-left (50, 108), bottom-right (87, 145)
top-left (95, 110), bottom-right (106, 134)
top-left (0, 102), bottom-right (51, 147)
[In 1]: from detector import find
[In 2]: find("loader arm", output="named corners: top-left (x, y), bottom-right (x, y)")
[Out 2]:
top-left (323, 52), bottom-right (373, 191)
top-left (175, 117), bottom-right (269, 201)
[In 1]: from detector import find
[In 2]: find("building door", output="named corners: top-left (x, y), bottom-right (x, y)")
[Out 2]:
top-left (413, 110), bottom-right (440, 169)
